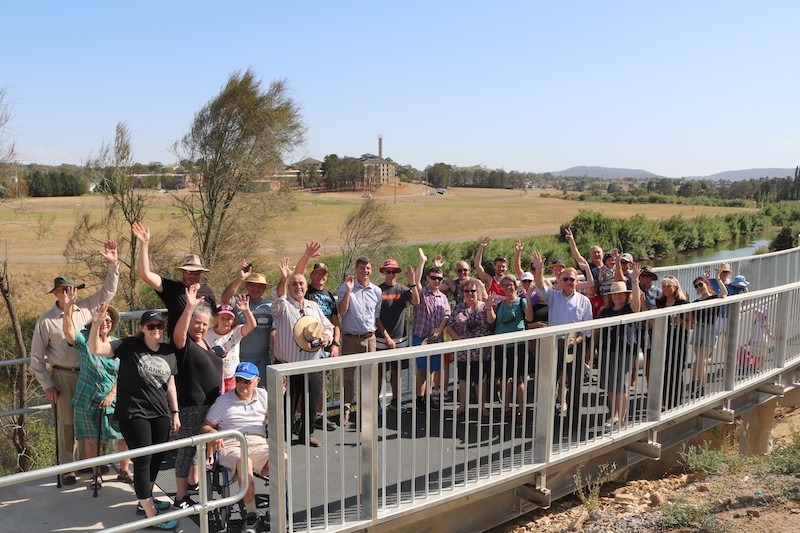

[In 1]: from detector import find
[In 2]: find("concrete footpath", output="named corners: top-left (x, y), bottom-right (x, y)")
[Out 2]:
top-left (0, 470), bottom-right (200, 532)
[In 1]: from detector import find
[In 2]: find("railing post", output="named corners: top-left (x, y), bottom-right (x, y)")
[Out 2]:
top-left (724, 301), bottom-right (742, 391)
top-left (646, 315), bottom-right (667, 421)
top-left (534, 335), bottom-right (556, 464)
top-left (198, 440), bottom-right (209, 533)
top-left (266, 365), bottom-right (287, 533)
top-left (360, 362), bottom-right (378, 518)
top-left (774, 292), bottom-right (791, 369)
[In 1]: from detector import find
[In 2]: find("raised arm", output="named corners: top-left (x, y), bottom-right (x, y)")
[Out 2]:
top-left (629, 264), bottom-right (643, 313)
top-left (407, 264), bottom-right (420, 305)
top-left (79, 240), bottom-right (120, 309)
top-left (576, 256), bottom-right (595, 290)
top-left (235, 294), bottom-right (257, 336)
top-left (221, 259), bottom-right (251, 304)
top-left (132, 222), bottom-right (163, 292)
top-left (415, 248), bottom-right (427, 291)
top-left (88, 302), bottom-right (115, 357)
top-left (275, 257), bottom-right (292, 298)
top-left (531, 252), bottom-right (546, 292)
top-left (338, 275), bottom-right (354, 316)
top-left (173, 285), bottom-right (204, 350)
top-left (715, 265), bottom-right (728, 299)
top-left (563, 226), bottom-right (586, 266)
top-left (62, 286), bottom-right (78, 345)
top-left (473, 237), bottom-right (493, 286)
top-left (612, 248), bottom-right (625, 282)
top-left (513, 239), bottom-right (524, 279)
top-left (294, 241), bottom-right (321, 275)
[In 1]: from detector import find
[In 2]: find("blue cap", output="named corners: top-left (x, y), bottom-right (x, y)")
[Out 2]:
top-left (731, 275), bottom-right (750, 288)
top-left (233, 362), bottom-right (259, 380)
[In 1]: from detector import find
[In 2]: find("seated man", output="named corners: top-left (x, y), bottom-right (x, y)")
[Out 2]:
top-left (201, 362), bottom-right (269, 533)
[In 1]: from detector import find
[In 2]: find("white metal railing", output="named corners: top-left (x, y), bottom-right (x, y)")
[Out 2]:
top-left (651, 245), bottom-right (800, 294)
top-left (0, 429), bottom-right (249, 533)
top-left (266, 279), bottom-right (800, 532)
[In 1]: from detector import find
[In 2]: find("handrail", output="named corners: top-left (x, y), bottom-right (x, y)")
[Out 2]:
top-left (0, 429), bottom-right (249, 533)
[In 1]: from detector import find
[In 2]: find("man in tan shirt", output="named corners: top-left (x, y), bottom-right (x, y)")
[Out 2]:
top-left (30, 240), bottom-right (119, 484)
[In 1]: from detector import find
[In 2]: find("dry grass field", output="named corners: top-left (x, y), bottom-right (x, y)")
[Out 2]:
top-left (1, 184), bottom-right (752, 314)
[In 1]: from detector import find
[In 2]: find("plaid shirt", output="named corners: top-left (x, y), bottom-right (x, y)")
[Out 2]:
top-left (412, 286), bottom-right (451, 338)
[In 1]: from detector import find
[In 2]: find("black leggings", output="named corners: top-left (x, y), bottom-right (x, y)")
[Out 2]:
top-left (118, 416), bottom-right (171, 499)
top-left (289, 371), bottom-right (322, 436)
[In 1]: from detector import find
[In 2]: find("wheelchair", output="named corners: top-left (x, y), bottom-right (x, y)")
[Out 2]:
top-left (206, 452), bottom-right (270, 533)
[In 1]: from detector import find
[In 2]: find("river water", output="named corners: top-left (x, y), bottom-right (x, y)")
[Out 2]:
top-left (651, 230), bottom-right (776, 268)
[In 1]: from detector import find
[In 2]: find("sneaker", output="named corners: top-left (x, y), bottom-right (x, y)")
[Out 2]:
top-left (62, 472), bottom-right (77, 485)
top-left (173, 496), bottom-right (194, 509)
top-left (314, 416), bottom-right (337, 431)
top-left (300, 435), bottom-right (321, 447)
top-left (416, 396), bottom-right (426, 413)
top-left (341, 405), bottom-right (351, 426)
top-left (146, 517), bottom-right (179, 531)
top-left (430, 392), bottom-right (441, 410)
top-left (136, 499), bottom-right (171, 514)
top-left (242, 512), bottom-right (259, 533)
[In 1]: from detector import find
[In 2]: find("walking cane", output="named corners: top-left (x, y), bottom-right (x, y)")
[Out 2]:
top-left (93, 405), bottom-right (103, 498)
top-left (54, 402), bottom-right (61, 488)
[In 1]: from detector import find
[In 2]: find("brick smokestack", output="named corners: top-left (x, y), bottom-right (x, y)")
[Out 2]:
top-left (379, 135), bottom-right (383, 159)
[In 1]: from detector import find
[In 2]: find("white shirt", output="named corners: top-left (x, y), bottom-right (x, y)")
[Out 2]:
top-left (206, 388), bottom-right (268, 437)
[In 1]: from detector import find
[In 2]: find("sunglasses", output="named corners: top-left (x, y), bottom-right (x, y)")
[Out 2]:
top-left (462, 289), bottom-right (477, 294)
top-left (521, 279), bottom-right (533, 283)
top-left (561, 277), bottom-right (576, 282)
top-left (429, 276), bottom-right (443, 281)
top-left (235, 377), bottom-right (255, 384)
top-left (145, 323), bottom-right (165, 331)
top-left (694, 282), bottom-right (705, 288)
top-left (385, 269), bottom-right (401, 274)
top-left (456, 268), bottom-right (469, 273)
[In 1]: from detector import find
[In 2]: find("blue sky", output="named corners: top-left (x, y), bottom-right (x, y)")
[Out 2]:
top-left (3, 2), bottom-right (799, 177)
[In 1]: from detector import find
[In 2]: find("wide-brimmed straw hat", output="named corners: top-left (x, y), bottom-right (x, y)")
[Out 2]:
top-left (177, 254), bottom-right (210, 272)
top-left (244, 273), bottom-right (270, 287)
top-left (293, 315), bottom-right (325, 351)
top-left (607, 281), bottom-right (631, 294)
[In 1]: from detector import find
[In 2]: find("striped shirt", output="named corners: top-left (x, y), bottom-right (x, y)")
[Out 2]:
top-left (270, 291), bottom-right (334, 363)
top-left (412, 286), bottom-right (451, 338)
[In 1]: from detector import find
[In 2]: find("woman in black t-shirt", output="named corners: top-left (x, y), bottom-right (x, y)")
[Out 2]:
top-left (90, 303), bottom-right (180, 531)
top-left (595, 267), bottom-right (642, 430)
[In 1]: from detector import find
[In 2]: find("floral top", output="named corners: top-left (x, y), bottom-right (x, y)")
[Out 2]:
top-left (448, 302), bottom-right (493, 363)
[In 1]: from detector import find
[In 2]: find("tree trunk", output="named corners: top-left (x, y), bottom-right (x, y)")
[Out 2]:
top-left (0, 262), bottom-right (32, 471)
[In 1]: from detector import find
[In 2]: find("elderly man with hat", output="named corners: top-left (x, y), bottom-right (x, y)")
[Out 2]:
top-left (132, 222), bottom-right (217, 337)
top-left (30, 239), bottom-right (119, 484)
top-left (271, 257), bottom-right (334, 447)
top-left (222, 260), bottom-right (275, 387)
top-left (293, 241), bottom-right (342, 429)
top-left (201, 362), bottom-right (271, 533)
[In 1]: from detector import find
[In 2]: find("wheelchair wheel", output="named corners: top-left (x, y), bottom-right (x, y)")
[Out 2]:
top-left (207, 460), bottom-right (231, 532)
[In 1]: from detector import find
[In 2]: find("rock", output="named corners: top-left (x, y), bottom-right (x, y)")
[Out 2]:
top-left (687, 472), bottom-right (705, 482)
top-left (614, 493), bottom-right (638, 505)
top-left (570, 510), bottom-right (588, 531)
top-left (746, 509), bottom-right (761, 517)
top-left (696, 483), bottom-right (709, 492)
top-left (792, 508), bottom-right (800, 514)
top-left (718, 497), bottom-right (733, 506)
top-left (649, 492), bottom-right (668, 507)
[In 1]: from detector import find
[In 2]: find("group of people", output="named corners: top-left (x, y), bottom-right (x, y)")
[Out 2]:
top-left (30, 222), bottom-right (762, 531)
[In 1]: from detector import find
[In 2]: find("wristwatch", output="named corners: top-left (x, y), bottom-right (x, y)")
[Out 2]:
top-left (331, 340), bottom-right (340, 347)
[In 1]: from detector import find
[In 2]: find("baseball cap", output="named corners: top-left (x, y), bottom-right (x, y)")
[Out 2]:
top-left (140, 310), bottom-right (167, 325)
top-left (620, 253), bottom-right (634, 263)
top-left (233, 362), bottom-right (259, 380)
top-left (380, 259), bottom-right (401, 273)
top-left (521, 272), bottom-right (534, 282)
top-left (312, 262), bottom-right (328, 273)
top-left (216, 304), bottom-right (235, 317)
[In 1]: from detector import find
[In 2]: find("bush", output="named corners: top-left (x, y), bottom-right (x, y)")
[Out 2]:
top-left (25, 169), bottom-right (87, 197)
top-left (678, 441), bottom-right (747, 475)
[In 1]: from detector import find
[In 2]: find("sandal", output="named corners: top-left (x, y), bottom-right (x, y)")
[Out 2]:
top-left (89, 474), bottom-right (103, 490)
top-left (116, 471), bottom-right (134, 484)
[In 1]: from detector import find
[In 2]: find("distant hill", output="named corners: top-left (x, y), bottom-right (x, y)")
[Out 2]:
top-left (547, 166), bottom-right (660, 179)
top-left (694, 168), bottom-right (795, 181)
